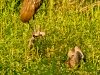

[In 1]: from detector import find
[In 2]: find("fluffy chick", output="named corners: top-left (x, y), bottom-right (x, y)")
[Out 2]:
top-left (66, 46), bottom-right (86, 68)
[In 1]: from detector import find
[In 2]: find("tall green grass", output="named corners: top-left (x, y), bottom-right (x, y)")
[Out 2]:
top-left (0, 0), bottom-right (100, 75)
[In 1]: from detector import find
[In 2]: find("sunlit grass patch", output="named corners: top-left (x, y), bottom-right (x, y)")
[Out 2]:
top-left (0, 0), bottom-right (100, 75)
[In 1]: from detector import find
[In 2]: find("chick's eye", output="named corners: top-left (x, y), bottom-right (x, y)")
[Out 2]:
top-left (71, 55), bottom-right (74, 57)
top-left (71, 55), bottom-right (74, 58)
top-left (33, 35), bottom-right (35, 37)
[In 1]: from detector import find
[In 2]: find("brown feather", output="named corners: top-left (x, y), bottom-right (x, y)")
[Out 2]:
top-left (20, 0), bottom-right (41, 22)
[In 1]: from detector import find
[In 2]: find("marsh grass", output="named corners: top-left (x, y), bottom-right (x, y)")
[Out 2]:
top-left (0, 0), bottom-right (100, 75)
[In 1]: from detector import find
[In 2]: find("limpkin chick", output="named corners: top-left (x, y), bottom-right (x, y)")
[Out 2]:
top-left (65, 46), bottom-right (86, 68)
top-left (28, 31), bottom-right (45, 49)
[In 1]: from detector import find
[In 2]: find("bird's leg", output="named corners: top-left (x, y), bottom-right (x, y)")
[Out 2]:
top-left (28, 22), bottom-right (34, 31)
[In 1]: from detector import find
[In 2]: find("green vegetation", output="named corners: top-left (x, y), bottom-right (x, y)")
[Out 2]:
top-left (0, 0), bottom-right (100, 75)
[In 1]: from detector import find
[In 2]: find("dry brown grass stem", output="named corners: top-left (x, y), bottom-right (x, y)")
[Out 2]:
top-left (79, 1), bottom-right (100, 12)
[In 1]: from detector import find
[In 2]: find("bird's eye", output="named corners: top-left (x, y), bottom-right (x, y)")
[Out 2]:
top-left (33, 35), bottom-right (35, 37)
top-left (71, 55), bottom-right (74, 57)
